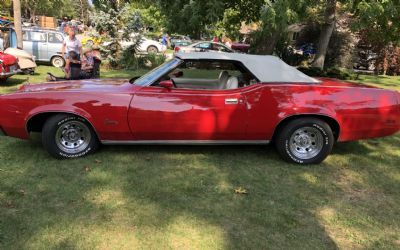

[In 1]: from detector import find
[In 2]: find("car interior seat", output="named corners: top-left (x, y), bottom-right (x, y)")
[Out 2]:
top-left (225, 76), bottom-right (239, 89)
top-left (218, 71), bottom-right (229, 89)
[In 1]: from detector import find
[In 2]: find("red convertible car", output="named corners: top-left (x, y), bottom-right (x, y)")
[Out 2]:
top-left (0, 52), bottom-right (399, 164)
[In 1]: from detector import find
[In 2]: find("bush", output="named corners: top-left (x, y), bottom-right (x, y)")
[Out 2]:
top-left (298, 66), bottom-right (356, 80)
top-left (297, 67), bottom-right (326, 77)
top-left (120, 45), bottom-right (166, 70)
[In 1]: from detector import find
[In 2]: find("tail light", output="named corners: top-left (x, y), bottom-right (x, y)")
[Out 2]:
top-left (174, 46), bottom-right (180, 53)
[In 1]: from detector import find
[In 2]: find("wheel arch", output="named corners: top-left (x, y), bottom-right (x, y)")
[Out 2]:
top-left (272, 114), bottom-right (341, 142)
top-left (26, 111), bottom-right (100, 140)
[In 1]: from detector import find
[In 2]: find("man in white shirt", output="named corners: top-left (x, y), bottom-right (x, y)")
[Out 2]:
top-left (62, 30), bottom-right (82, 59)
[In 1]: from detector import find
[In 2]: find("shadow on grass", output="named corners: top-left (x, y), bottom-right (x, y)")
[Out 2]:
top-left (0, 77), bottom-right (27, 87)
top-left (1, 134), bottom-right (399, 248)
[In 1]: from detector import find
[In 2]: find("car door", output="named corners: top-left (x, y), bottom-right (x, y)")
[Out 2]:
top-left (47, 32), bottom-right (64, 61)
top-left (128, 87), bottom-right (248, 141)
top-left (22, 30), bottom-right (33, 55)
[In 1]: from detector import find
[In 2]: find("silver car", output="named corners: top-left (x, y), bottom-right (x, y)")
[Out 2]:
top-left (0, 28), bottom-right (65, 67)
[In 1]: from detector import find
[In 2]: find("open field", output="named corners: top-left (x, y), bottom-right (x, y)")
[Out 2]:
top-left (0, 67), bottom-right (399, 249)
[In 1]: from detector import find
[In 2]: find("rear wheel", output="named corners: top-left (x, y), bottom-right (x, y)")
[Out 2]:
top-left (275, 118), bottom-right (334, 164)
top-left (42, 114), bottom-right (99, 159)
top-left (51, 56), bottom-right (65, 68)
top-left (147, 45), bottom-right (158, 54)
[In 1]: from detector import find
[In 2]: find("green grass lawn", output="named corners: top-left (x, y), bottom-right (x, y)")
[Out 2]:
top-left (0, 67), bottom-right (399, 249)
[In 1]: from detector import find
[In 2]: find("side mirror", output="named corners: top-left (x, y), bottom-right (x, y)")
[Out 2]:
top-left (159, 80), bottom-right (174, 89)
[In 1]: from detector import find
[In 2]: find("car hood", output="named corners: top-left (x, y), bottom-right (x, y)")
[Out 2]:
top-left (18, 78), bottom-right (133, 93)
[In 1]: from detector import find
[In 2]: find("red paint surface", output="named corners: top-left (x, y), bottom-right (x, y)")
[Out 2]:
top-left (0, 78), bottom-right (399, 142)
top-left (0, 52), bottom-right (18, 79)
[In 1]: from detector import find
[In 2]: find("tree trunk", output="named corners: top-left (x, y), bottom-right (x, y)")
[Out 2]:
top-left (13, 0), bottom-right (23, 49)
top-left (312, 0), bottom-right (337, 69)
top-left (253, 30), bottom-right (280, 55)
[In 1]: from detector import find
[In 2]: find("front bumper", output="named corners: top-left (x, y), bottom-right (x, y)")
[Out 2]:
top-left (0, 69), bottom-right (21, 77)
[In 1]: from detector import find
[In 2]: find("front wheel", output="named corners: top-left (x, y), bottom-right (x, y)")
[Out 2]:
top-left (42, 114), bottom-right (99, 159)
top-left (275, 118), bottom-right (334, 164)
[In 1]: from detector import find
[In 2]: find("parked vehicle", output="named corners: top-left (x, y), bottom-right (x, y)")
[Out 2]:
top-left (0, 52), bottom-right (399, 164)
top-left (0, 51), bottom-right (20, 81)
top-left (0, 27), bottom-right (65, 67)
top-left (174, 41), bottom-right (233, 53)
top-left (104, 35), bottom-right (166, 54)
top-left (170, 34), bottom-right (192, 48)
top-left (231, 40), bottom-right (250, 53)
top-left (4, 47), bottom-right (37, 74)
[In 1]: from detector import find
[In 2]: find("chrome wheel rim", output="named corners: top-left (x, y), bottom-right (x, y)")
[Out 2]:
top-left (55, 121), bottom-right (91, 154)
top-left (53, 58), bottom-right (64, 67)
top-left (289, 127), bottom-right (324, 160)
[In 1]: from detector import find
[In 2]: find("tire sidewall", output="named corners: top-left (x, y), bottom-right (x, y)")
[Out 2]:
top-left (42, 115), bottom-right (98, 159)
top-left (278, 119), bottom-right (334, 164)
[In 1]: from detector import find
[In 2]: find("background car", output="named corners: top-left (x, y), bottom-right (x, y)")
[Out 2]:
top-left (231, 41), bottom-right (250, 53)
top-left (106, 35), bottom-right (166, 54)
top-left (0, 27), bottom-right (65, 67)
top-left (174, 41), bottom-right (233, 53)
top-left (169, 34), bottom-right (192, 48)
top-left (0, 51), bottom-right (20, 81)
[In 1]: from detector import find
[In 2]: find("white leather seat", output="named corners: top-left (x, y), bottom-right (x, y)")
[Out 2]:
top-left (225, 76), bottom-right (239, 89)
top-left (218, 71), bottom-right (229, 89)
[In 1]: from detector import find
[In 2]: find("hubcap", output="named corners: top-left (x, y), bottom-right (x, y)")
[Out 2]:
top-left (289, 127), bottom-right (324, 160)
top-left (53, 57), bottom-right (64, 67)
top-left (55, 121), bottom-right (91, 154)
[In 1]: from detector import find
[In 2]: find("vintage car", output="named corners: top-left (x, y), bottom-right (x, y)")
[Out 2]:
top-left (0, 51), bottom-right (20, 81)
top-left (0, 52), bottom-right (399, 164)
top-left (174, 41), bottom-right (233, 54)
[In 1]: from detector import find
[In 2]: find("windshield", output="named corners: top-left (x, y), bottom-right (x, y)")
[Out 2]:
top-left (134, 58), bottom-right (182, 86)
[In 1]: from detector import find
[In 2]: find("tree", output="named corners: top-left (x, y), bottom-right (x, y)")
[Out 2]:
top-left (251, 0), bottom-right (314, 55)
top-left (350, 0), bottom-right (400, 74)
top-left (90, 3), bottom-right (143, 67)
top-left (312, 0), bottom-right (337, 69)
top-left (13, 0), bottom-right (23, 49)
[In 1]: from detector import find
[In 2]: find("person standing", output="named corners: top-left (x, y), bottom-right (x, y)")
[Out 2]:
top-left (161, 33), bottom-right (169, 54)
top-left (61, 30), bottom-right (82, 59)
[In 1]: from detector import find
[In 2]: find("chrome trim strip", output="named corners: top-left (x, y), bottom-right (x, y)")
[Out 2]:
top-left (101, 140), bottom-right (270, 145)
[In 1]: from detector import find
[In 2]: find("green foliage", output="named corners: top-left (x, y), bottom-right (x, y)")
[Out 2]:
top-left (120, 44), bottom-right (166, 70)
top-left (20, 0), bottom-right (80, 18)
top-left (90, 4), bottom-right (143, 68)
top-left (351, 0), bottom-right (400, 46)
top-left (135, 5), bottom-right (166, 32)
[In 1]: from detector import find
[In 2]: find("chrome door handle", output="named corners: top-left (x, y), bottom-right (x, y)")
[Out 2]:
top-left (225, 98), bottom-right (238, 105)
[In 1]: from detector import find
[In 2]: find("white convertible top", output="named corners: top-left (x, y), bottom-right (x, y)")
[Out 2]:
top-left (175, 52), bottom-right (319, 83)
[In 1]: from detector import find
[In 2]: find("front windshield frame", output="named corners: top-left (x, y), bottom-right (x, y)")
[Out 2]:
top-left (133, 58), bottom-right (183, 86)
